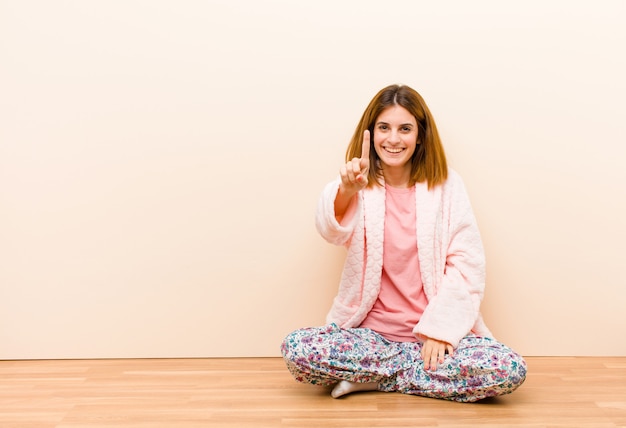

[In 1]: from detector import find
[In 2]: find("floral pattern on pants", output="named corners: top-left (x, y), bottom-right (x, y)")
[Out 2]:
top-left (281, 323), bottom-right (527, 402)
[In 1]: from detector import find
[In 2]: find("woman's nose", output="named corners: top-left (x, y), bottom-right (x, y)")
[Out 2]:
top-left (388, 130), bottom-right (401, 143)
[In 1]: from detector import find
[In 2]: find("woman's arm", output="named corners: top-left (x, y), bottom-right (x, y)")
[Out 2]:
top-left (315, 131), bottom-right (371, 245)
top-left (335, 130), bottom-right (371, 222)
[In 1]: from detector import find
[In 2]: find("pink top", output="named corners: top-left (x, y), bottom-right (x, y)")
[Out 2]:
top-left (359, 184), bottom-right (429, 342)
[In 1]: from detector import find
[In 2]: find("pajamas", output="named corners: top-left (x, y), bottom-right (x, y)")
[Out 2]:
top-left (281, 323), bottom-right (527, 402)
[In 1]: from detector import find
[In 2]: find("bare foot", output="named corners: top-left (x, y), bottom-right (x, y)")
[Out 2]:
top-left (331, 380), bottom-right (379, 398)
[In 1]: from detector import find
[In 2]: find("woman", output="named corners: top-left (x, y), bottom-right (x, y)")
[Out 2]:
top-left (281, 84), bottom-right (526, 402)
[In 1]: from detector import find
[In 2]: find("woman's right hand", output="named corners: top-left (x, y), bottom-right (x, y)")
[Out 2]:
top-left (339, 130), bottom-right (371, 196)
top-left (334, 130), bottom-right (371, 222)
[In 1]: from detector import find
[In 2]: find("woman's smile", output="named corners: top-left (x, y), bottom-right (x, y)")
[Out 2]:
top-left (382, 145), bottom-right (406, 154)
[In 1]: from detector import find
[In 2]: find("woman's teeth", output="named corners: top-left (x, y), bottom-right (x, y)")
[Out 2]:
top-left (385, 147), bottom-right (404, 153)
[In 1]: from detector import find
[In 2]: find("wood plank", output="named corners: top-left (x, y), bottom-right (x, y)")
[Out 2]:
top-left (0, 357), bottom-right (625, 427)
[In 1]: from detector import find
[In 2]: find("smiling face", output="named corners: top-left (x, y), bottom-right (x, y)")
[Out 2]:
top-left (372, 105), bottom-right (419, 186)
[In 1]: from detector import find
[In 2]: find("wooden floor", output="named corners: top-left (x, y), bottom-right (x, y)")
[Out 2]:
top-left (1, 357), bottom-right (625, 427)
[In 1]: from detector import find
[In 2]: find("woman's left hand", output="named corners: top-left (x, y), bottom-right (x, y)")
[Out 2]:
top-left (420, 337), bottom-right (454, 371)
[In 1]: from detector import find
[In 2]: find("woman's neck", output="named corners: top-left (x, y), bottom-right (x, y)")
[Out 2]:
top-left (382, 167), bottom-right (412, 188)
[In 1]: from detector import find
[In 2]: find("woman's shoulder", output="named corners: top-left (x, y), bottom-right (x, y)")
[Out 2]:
top-left (443, 168), bottom-right (471, 189)
top-left (437, 168), bottom-right (472, 202)
top-left (446, 168), bottom-right (463, 183)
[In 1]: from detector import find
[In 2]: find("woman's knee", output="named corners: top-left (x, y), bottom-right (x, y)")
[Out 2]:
top-left (484, 343), bottom-right (527, 394)
top-left (280, 327), bottom-right (317, 361)
top-left (507, 352), bottom-right (527, 389)
top-left (280, 330), bottom-right (300, 360)
top-left (456, 336), bottom-right (527, 391)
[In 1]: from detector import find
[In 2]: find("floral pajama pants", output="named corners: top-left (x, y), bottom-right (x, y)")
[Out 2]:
top-left (281, 323), bottom-right (527, 402)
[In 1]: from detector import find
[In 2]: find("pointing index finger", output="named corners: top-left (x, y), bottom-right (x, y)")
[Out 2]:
top-left (361, 130), bottom-right (371, 163)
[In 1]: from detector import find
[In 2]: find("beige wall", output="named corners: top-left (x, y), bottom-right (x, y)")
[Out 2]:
top-left (1, 0), bottom-right (625, 359)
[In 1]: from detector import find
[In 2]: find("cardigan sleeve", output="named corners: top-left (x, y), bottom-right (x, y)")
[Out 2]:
top-left (413, 173), bottom-right (486, 348)
top-left (315, 178), bottom-right (362, 246)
